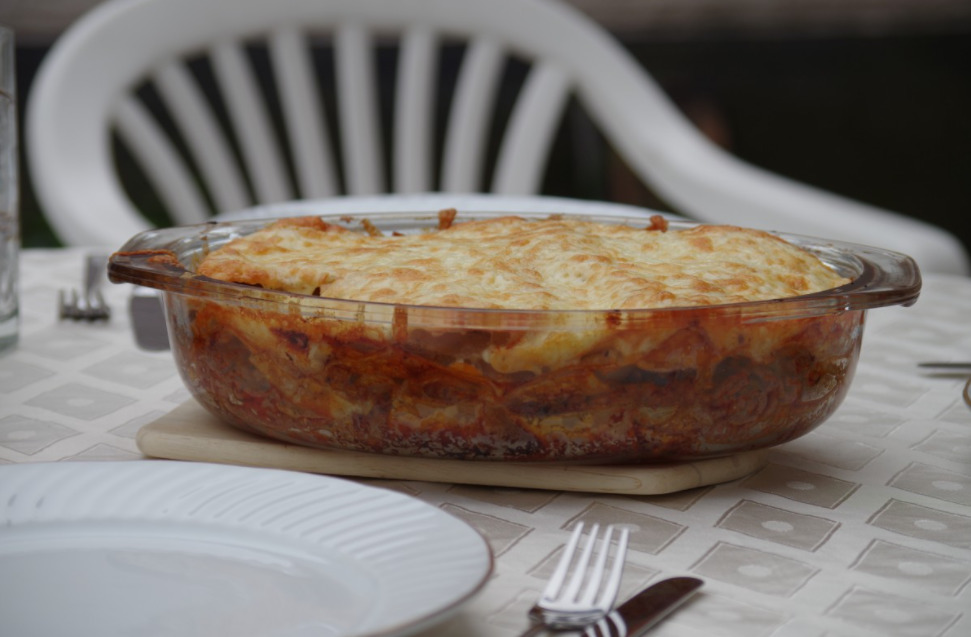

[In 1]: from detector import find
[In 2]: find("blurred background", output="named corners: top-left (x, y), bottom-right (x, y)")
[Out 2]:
top-left (4, 0), bottom-right (970, 255)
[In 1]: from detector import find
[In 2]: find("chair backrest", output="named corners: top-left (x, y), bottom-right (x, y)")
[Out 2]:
top-left (26, 0), bottom-right (969, 274)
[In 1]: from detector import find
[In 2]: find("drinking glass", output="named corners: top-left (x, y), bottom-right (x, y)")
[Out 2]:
top-left (0, 26), bottom-right (18, 351)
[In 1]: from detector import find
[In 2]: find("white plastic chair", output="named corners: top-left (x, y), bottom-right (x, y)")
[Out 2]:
top-left (27, 0), bottom-right (969, 274)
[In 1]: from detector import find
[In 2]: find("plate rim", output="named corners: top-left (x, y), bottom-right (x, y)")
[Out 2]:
top-left (0, 460), bottom-right (494, 637)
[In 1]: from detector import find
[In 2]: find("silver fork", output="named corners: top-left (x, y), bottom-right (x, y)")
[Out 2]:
top-left (521, 522), bottom-right (630, 636)
top-left (59, 254), bottom-right (111, 321)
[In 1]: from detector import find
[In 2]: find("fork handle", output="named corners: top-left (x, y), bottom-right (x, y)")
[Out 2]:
top-left (84, 254), bottom-right (107, 298)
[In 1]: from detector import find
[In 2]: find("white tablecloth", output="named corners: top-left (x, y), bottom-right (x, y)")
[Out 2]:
top-left (2, 248), bottom-right (970, 637)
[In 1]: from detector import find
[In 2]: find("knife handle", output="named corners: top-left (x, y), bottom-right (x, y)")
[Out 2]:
top-left (585, 576), bottom-right (703, 637)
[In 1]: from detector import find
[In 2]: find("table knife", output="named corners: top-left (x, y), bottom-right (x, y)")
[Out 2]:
top-left (919, 362), bottom-right (971, 371)
top-left (130, 286), bottom-right (170, 351)
top-left (582, 576), bottom-right (703, 637)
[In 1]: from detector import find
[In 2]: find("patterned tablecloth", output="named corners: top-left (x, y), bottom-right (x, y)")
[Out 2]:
top-left (2, 248), bottom-right (970, 637)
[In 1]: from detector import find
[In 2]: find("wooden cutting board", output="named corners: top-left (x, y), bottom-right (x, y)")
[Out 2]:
top-left (137, 400), bottom-right (768, 495)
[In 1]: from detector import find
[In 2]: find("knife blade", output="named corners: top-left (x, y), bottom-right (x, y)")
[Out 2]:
top-left (130, 286), bottom-right (170, 351)
top-left (582, 576), bottom-right (703, 637)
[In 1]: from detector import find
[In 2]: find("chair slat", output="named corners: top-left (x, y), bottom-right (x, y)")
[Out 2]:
top-left (492, 61), bottom-right (570, 195)
top-left (113, 95), bottom-right (210, 225)
top-left (335, 23), bottom-right (384, 195)
top-left (210, 38), bottom-right (292, 204)
top-left (152, 61), bottom-right (251, 213)
top-left (441, 36), bottom-right (504, 193)
top-left (269, 27), bottom-right (339, 199)
top-left (393, 26), bottom-right (437, 193)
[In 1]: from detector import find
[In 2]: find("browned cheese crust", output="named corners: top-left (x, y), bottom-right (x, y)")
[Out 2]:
top-left (197, 214), bottom-right (849, 310)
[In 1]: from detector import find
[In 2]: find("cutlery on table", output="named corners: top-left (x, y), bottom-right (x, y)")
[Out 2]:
top-left (58, 254), bottom-right (110, 321)
top-left (520, 522), bottom-right (630, 636)
top-left (918, 362), bottom-right (971, 408)
top-left (130, 285), bottom-right (170, 350)
top-left (918, 362), bottom-right (971, 372)
top-left (581, 576), bottom-right (703, 637)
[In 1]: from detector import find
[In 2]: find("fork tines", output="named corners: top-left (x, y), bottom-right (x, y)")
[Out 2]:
top-left (58, 288), bottom-right (111, 321)
top-left (535, 522), bottom-right (630, 625)
top-left (59, 254), bottom-right (111, 322)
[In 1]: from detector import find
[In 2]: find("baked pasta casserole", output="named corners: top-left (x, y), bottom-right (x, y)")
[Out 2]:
top-left (156, 211), bottom-right (865, 462)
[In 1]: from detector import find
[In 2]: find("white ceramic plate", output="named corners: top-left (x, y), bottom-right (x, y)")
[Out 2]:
top-left (0, 461), bottom-right (492, 637)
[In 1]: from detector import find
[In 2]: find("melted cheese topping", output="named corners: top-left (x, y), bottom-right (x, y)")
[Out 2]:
top-left (197, 215), bottom-right (850, 310)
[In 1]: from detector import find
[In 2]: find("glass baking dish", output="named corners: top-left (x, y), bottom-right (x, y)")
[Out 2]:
top-left (109, 211), bottom-right (921, 463)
